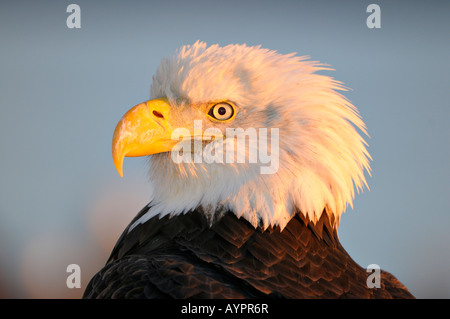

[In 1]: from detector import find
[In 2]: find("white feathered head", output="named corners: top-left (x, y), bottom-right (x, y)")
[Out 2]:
top-left (113, 41), bottom-right (371, 230)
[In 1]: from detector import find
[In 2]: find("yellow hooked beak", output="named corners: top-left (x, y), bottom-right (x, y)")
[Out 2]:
top-left (112, 98), bottom-right (179, 177)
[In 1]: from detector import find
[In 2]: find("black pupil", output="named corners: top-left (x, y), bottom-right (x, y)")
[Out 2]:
top-left (218, 107), bottom-right (227, 116)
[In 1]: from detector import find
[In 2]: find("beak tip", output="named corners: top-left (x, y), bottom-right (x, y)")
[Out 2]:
top-left (113, 152), bottom-right (125, 178)
top-left (114, 160), bottom-right (124, 178)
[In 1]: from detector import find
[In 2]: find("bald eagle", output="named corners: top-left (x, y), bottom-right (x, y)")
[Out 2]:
top-left (84, 42), bottom-right (413, 299)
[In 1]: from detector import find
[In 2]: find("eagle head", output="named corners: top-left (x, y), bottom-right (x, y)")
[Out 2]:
top-left (112, 41), bottom-right (371, 230)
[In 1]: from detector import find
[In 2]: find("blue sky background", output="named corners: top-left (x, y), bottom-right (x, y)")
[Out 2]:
top-left (0, 0), bottom-right (449, 298)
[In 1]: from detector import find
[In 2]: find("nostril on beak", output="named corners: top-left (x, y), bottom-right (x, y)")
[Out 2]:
top-left (152, 110), bottom-right (164, 119)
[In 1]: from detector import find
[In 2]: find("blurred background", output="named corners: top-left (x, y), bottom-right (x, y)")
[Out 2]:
top-left (0, 0), bottom-right (448, 298)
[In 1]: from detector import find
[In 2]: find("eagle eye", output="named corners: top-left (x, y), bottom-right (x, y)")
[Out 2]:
top-left (207, 102), bottom-right (235, 121)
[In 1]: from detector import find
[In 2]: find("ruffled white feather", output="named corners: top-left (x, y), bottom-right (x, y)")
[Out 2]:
top-left (130, 41), bottom-right (371, 231)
